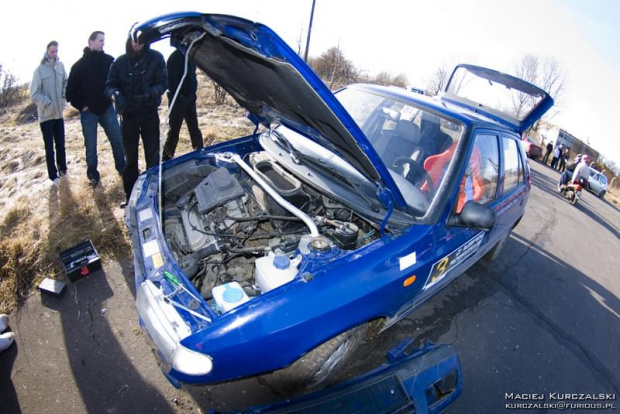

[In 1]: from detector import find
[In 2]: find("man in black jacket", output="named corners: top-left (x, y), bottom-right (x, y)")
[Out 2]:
top-left (105, 37), bottom-right (167, 202)
top-left (162, 49), bottom-right (204, 161)
top-left (67, 31), bottom-right (125, 187)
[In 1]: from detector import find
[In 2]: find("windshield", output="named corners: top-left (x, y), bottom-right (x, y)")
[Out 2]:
top-left (336, 88), bottom-right (465, 215)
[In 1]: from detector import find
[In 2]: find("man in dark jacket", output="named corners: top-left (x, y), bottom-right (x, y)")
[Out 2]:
top-left (542, 141), bottom-right (553, 165)
top-left (67, 31), bottom-right (125, 187)
top-left (162, 49), bottom-right (204, 161)
top-left (105, 37), bottom-right (167, 202)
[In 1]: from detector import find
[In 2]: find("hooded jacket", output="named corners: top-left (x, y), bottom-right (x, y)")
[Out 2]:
top-left (30, 54), bottom-right (67, 123)
top-left (66, 48), bottom-right (115, 115)
top-left (105, 40), bottom-right (167, 117)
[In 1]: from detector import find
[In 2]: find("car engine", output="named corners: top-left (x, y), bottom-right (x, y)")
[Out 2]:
top-left (161, 152), bottom-right (379, 309)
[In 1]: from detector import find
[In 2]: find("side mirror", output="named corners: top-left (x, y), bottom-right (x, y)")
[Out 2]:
top-left (448, 202), bottom-right (496, 231)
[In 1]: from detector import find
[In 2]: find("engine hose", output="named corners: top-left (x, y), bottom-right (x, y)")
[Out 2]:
top-left (225, 246), bottom-right (270, 254)
top-left (225, 214), bottom-right (302, 222)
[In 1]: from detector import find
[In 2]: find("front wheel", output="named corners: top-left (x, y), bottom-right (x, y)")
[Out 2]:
top-left (571, 192), bottom-right (579, 205)
top-left (484, 234), bottom-right (508, 261)
top-left (262, 324), bottom-right (367, 394)
top-left (599, 190), bottom-right (606, 199)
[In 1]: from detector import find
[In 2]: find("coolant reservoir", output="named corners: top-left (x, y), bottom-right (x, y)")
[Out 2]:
top-left (254, 251), bottom-right (301, 293)
top-left (212, 282), bottom-right (250, 313)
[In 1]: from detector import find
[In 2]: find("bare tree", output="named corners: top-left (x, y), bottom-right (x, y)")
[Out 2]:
top-left (426, 65), bottom-right (449, 96)
top-left (309, 46), bottom-right (359, 89)
top-left (0, 64), bottom-right (26, 111)
top-left (513, 54), bottom-right (566, 130)
top-left (512, 55), bottom-right (539, 118)
top-left (370, 71), bottom-right (408, 88)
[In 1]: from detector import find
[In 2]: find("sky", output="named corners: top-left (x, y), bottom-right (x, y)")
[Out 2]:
top-left (1, 0), bottom-right (619, 165)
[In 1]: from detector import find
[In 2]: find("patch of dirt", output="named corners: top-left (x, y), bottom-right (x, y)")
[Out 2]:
top-left (0, 81), bottom-right (254, 314)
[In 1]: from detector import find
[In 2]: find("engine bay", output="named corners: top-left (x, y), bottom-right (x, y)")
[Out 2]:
top-left (161, 151), bottom-right (381, 314)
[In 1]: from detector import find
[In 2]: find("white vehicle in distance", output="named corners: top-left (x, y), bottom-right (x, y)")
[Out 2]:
top-left (588, 169), bottom-right (608, 198)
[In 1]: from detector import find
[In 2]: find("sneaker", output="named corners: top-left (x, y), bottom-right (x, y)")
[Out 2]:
top-left (52, 178), bottom-right (60, 187)
top-left (59, 170), bottom-right (69, 179)
top-left (89, 178), bottom-right (100, 188)
top-left (0, 332), bottom-right (15, 353)
top-left (0, 314), bottom-right (8, 332)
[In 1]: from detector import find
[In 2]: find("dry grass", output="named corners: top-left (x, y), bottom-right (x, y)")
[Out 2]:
top-left (0, 81), bottom-right (254, 313)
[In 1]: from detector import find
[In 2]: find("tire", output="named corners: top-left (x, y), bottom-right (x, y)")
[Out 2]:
top-left (262, 324), bottom-right (367, 394)
top-left (571, 192), bottom-right (579, 205)
top-left (599, 190), bottom-right (606, 199)
top-left (484, 234), bottom-right (508, 261)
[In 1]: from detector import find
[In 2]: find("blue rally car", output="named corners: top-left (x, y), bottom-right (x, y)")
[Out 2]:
top-left (125, 13), bottom-right (553, 389)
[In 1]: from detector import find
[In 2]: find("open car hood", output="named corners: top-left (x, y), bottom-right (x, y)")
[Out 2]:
top-left (441, 64), bottom-right (554, 133)
top-left (132, 12), bottom-right (406, 208)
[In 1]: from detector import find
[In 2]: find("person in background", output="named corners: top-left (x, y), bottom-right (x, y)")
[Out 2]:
top-left (559, 149), bottom-right (569, 172)
top-left (0, 314), bottom-right (15, 353)
top-left (162, 49), bottom-right (204, 161)
top-left (31, 41), bottom-right (68, 186)
top-left (559, 154), bottom-right (587, 187)
top-left (67, 31), bottom-right (125, 188)
top-left (105, 36), bottom-right (167, 203)
top-left (550, 144), bottom-right (562, 169)
top-left (543, 141), bottom-right (553, 165)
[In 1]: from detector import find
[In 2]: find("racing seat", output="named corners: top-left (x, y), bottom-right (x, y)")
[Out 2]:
top-left (423, 142), bottom-right (484, 213)
top-left (419, 113), bottom-right (453, 158)
top-left (374, 120), bottom-right (422, 167)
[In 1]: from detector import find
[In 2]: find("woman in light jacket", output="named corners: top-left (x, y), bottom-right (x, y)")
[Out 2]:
top-left (31, 41), bottom-right (68, 185)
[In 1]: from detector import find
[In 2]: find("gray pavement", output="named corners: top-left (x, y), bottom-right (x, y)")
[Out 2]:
top-left (1, 160), bottom-right (618, 413)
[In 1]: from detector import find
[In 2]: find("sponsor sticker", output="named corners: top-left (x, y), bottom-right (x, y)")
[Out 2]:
top-left (423, 232), bottom-right (484, 290)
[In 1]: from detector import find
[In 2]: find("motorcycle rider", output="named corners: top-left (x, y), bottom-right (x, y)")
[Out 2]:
top-left (559, 154), bottom-right (590, 191)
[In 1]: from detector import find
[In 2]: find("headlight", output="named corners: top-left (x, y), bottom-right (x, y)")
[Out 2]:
top-left (172, 345), bottom-right (213, 375)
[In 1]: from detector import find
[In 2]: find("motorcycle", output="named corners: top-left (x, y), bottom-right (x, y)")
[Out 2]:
top-left (558, 177), bottom-right (588, 205)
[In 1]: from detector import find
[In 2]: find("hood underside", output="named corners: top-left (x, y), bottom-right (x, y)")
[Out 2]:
top-left (132, 12), bottom-right (406, 207)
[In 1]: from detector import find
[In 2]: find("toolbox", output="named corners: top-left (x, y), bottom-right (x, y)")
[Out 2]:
top-left (59, 239), bottom-right (101, 282)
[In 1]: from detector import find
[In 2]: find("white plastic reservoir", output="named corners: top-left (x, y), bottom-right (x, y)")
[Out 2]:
top-left (212, 282), bottom-right (250, 313)
top-left (254, 251), bottom-right (301, 293)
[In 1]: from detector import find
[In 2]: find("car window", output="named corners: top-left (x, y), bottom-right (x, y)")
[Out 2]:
top-left (456, 133), bottom-right (500, 213)
top-left (502, 137), bottom-right (521, 193)
top-left (457, 134), bottom-right (499, 213)
top-left (336, 87), bottom-right (465, 216)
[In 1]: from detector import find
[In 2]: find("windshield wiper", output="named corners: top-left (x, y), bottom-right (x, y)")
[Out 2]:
top-left (302, 157), bottom-right (378, 211)
top-left (269, 128), bottom-right (303, 165)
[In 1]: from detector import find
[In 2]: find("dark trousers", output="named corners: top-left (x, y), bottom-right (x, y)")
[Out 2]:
top-left (551, 157), bottom-right (559, 169)
top-left (542, 151), bottom-right (552, 164)
top-left (40, 119), bottom-right (67, 181)
top-left (121, 111), bottom-right (160, 200)
top-left (163, 95), bottom-right (203, 160)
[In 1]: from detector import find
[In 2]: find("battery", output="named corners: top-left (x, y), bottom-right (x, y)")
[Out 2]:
top-left (59, 239), bottom-right (101, 282)
top-left (38, 277), bottom-right (67, 297)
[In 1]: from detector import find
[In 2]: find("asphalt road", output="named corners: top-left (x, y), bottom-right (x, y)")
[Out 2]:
top-left (1, 160), bottom-right (618, 413)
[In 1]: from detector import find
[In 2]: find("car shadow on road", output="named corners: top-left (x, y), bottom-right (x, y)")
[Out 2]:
top-left (35, 181), bottom-right (175, 413)
top-left (40, 271), bottom-right (175, 413)
top-left (574, 198), bottom-right (620, 240)
top-left (385, 232), bottom-right (619, 413)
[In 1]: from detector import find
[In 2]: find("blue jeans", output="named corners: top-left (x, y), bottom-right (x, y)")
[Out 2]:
top-left (81, 105), bottom-right (126, 181)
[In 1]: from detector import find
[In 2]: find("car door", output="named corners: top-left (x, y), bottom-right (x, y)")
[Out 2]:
top-left (422, 130), bottom-right (502, 293)
top-left (493, 134), bottom-right (529, 237)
